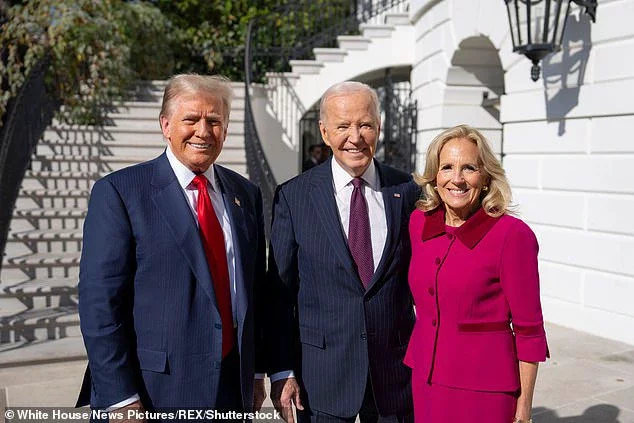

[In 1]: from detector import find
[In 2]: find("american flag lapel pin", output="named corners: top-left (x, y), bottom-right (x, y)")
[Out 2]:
top-left (393, 193), bottom-right (401, 198)
top-left (234, 197), bottom-right (241, 207)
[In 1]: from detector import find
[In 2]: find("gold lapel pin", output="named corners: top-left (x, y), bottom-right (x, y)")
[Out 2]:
top-left (393, 193), bottom-right (401, 198)
top-left (234, 197), bottom-right (241, 207)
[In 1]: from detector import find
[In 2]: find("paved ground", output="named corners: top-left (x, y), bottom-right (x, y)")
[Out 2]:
top-left (0, 322), bottom-right (633, 422)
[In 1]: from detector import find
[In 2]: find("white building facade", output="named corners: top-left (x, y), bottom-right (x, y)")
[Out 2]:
top-left (410, 0), bottom-right (634, 345)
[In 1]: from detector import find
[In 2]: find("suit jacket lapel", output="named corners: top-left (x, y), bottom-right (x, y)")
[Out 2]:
top-left (215, 166), bottom-right (249, 329)
top-left (366, 161), bottom-right (403, 292)
top-left (150, 154), bottom-right (217, 306)
top-left (309, 163), bottom-right (363, 289)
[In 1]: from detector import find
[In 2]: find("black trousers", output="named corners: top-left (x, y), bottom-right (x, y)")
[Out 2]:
top-left (298, 374), bottom-right (413, 423)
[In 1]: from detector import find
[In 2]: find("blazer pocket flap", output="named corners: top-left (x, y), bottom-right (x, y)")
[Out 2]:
top-left (137, 348), bottom-right (167, 373)
top-left (299, 326), bottom-right (325, 349)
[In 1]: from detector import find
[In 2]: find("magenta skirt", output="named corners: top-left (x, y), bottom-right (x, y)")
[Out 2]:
top-left (413, 378), bottom-right (518, 422)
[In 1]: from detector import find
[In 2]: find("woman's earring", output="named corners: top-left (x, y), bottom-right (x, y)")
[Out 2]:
top-left (482, 185), bottom-right (489, 191)
top-left (433, 186), bottom-right (438, 191)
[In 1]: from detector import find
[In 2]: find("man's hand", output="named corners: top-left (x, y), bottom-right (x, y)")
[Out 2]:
top-left (271, 378), bottom-right (303, 423)
top-left (254, 378), bottom-right (267, 411)
top-left (110, 400), bottom-right (146, 423)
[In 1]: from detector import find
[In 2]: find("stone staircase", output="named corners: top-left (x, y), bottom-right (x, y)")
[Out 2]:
top-left (0, 81), bottom-right (247, 363)
top-left (251, 9), bottom-right (414, 181)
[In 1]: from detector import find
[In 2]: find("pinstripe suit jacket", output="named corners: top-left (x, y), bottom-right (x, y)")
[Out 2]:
top-left (266, 159), bottom-right (419, 418)
top-left (77, 153), bottom-right (266, 411)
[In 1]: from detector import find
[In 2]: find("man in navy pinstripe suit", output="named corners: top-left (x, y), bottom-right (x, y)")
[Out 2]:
top-left (267, 82), bottom-right (418, 423)
top-left (77, 75), bottom-right (267, 420)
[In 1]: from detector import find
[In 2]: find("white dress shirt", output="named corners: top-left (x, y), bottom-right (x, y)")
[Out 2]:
top-left (166, 146), bottom-right (238, 325)
top-left (269, 158), bottom-right (388, 384)
top-left (331, 158), bottom-right (387, 270)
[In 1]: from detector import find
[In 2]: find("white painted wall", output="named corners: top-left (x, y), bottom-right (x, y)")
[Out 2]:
top-left (411, 0), bottom-right (634, 345)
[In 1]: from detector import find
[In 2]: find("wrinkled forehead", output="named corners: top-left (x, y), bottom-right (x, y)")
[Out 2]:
top-left (322, 92), bottom-right (380, 122)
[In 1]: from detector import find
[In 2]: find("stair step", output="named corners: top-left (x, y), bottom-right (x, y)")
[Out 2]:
top-left (23, 171), bottom-right (99, 180)
top-left (4, 252), bottom-right (81, 268)
top-left (359, 23), bottom-right (395, 38)
top-left (0, 306), bottom-right (80, 343)
top-left (1, 278), bottom-right (78, 309)
top-left (337, 35), bottom-right (372, 51)
top-left (2, 278), bottom-right (77, 295)
top-left (289, 60), bottom-right (324, 75)
top-left (313, 48), bottom-right (348, 63)
top-left (20, 188), bottom-right (90, 198)
top-left (384, 12), bottom-right (410, 26)
top-left (11, 208), bottom-right (87, 231)
top-left (15, 209), bottom-right (87, 219)
top-left (0, 336), bottom-right (86, 366)
top-left (11, 229), bottom-right (83, 242)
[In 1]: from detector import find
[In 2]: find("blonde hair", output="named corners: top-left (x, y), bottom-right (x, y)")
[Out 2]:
top-left (414, 124), bottom-right (513, 217)
top-left (159, 74), bottom-right (233, 124)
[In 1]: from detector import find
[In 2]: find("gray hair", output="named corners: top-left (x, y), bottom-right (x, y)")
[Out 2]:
top-left (319, 81), bottom-right (380, 124)
top-left (159, 74), bottom-right (233, 124)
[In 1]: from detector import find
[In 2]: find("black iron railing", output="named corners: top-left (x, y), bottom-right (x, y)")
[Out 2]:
top-left (244, 0), bottom-right (409, 231)
top-left (0, 58), bottom-right (57, 271)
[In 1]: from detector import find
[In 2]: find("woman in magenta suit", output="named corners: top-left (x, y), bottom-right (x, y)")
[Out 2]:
top-left (405, 125), bottom-right (549, 423)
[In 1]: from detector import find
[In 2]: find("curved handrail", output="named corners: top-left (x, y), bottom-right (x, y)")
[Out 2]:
top-left (243, 0), bottom-right (410, 233)
top-left (0, 57), bottom-right (57, 269)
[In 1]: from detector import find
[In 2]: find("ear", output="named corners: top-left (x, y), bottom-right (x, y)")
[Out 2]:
top-left (319, 120), bottom-right (330, 147)
top-left (160, 115), bottom-right (170, 139)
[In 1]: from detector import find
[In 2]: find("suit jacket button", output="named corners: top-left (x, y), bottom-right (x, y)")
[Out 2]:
top-left (214, 323), bottom-right (222, 330)
top-left (432, 319), bottom-right (437, 327)
top-left (428, 287), bottom-right (435, 296)
top-left (361, 333), bottom-right (367, 340)
top-left (434, 258), bottom-right (441, 265)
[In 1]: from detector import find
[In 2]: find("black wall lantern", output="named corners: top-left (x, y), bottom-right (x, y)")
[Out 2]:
top-left (505, 0), bottom-right (597, 81)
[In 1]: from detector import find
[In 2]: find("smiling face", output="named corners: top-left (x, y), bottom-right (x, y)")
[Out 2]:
top-left (319, 91), bottom-right (379, 177)
top-left (436, 137), bottom-right (488, 225)
top-left (160, 92), bottom-right (227, 174)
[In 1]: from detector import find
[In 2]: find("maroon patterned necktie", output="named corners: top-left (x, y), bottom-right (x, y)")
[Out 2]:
top-left (192, 174), bottom-right (235, 358)
top-left (348, 177), bottom-right (374, 287)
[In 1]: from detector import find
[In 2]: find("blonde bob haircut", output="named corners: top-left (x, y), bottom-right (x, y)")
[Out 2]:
top-left (159, 74), bottom-right (233, 126)
top-left (414, 124), bottom-right (513, 218)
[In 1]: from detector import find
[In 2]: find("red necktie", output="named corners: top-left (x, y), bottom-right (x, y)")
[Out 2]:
top-left (192, 174), bottom-right (235, 358)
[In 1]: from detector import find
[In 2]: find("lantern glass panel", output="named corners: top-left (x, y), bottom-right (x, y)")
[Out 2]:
top-left (516, 0), bottom-right (568, 48)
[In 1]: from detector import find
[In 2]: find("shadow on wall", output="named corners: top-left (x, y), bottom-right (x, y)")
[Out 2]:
top-left (533, 404), bottom-right (622, 422)
top-left (542, 11), bottom-right (592, 135)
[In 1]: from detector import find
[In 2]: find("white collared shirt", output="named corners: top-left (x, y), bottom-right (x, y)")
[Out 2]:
top-left (166, 146), bottom-right (238, 326)
top-left (331, 158), bottom-right (387, 271)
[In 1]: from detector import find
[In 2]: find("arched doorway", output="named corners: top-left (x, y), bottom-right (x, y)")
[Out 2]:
top-left (445, 36), bottom-right (505, 161)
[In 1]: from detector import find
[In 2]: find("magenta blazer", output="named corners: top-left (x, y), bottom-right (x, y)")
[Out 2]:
top-left (404, 206), bottom-right (549, 393)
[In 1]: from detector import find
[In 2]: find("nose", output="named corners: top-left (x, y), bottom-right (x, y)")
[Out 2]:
top-left (196, 119), bottom-right (211, 138)
top-left (450, 168), bottom-right (465, 184)
top-left (347, 125), bottom-right (362, 144)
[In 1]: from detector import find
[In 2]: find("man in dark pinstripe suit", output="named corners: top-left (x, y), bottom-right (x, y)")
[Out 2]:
top-left (266, 81), bottom-right (418, 423)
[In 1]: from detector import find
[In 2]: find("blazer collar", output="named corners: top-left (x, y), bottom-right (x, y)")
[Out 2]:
top-left (422, 206), bottom-right (500, 249)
